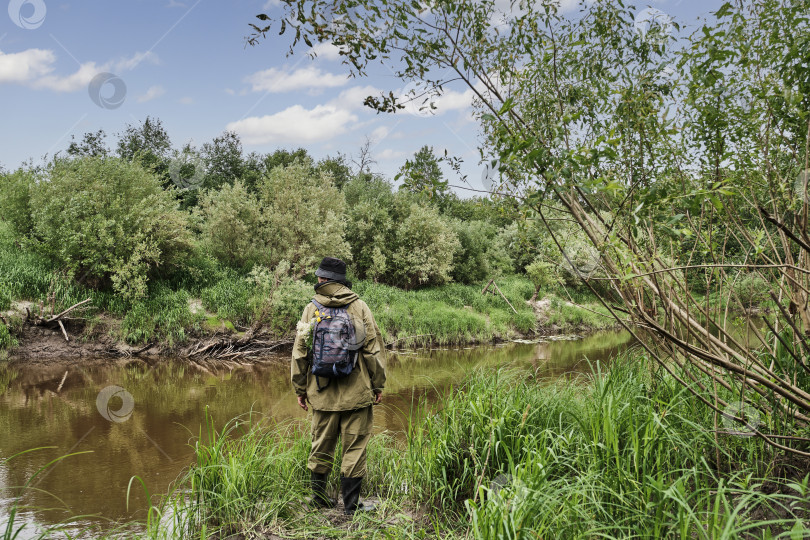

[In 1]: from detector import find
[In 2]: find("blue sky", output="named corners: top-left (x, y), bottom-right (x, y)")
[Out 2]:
top-left (1, 0), bottom-right (725, 189)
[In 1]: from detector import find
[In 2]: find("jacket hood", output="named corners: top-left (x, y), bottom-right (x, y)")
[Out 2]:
top-left (313, 282), bottom-right (358, 307)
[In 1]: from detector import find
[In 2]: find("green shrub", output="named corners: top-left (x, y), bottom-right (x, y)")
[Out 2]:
top-left (26, 157), bottom-right (193, 301)
top-left (731, 271), bottom-right (770, 308)
top-left (0, 220), bottom-right (56, 301)
top-left (258, 161), bottom-right (351, 277)
top-left (450, 219), bottom-right (503, 284)
top-left (345, 198), bottom-right (394, 282)
top-left (389, 203), bottom-right (460, 289)
top-left (266, 280), bottom-right (311, 337)
top-left (346, 177), bottom-right (469, 289)
top-left (197, 181), bottom-right (266, 269)
top-left (160, 249), bottom-right (229, 295)
top-left (0, 168), bottom-right (37, 236)
top-left (201, 276), bottom-right (255, 324)
top-left (525, 257), bottom-right (562, 300)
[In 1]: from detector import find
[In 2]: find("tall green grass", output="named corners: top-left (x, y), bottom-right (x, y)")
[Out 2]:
top-left (140, 409), bottom-right (421, 539)
top-left (356, 276), bottom-right (539, 345)
top-left (406, 359), bottom-right (809, 538)
top-left (130, 354), bottom-right (810, 539)
top-left (544, 292), bottom-right (615, 331)
top-left (122, 284), bottom-right (201, 345)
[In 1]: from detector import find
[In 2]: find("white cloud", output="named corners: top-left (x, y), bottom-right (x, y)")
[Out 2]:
top-left (227, 104), bottom-right (358, 144)
top-left (137, 85), bottom-right (165, 103)
top-left (245, 65), bottom-right (349, 93)
top-left (310, 42), bottom-right (342, 61)
top-left (0, 48), bottom-right (157, 92)
top-left (328, 85), bottom-right (381, 110)
top-left (114, 51), bottom-right (159, 71)
top-left (370, 125), bottom-right (390, 142)
top-left (555, 0), bottom-right (580, 12)
top-left (179, 96), bottom-right (194, 105)
top-left (378, 148), bottom-right (407, 161)
top-left (435, 87), bottom-right (476, 112)
top-left (0, 48), bottom-right (54, 84)
top-left (224, 88), bottom-right (235, 95)
top-left (35, 61), bottom-right (103, 92)
top-left (398, 83), bottom-right (476, 116)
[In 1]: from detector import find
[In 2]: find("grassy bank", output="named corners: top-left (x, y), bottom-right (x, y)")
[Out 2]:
top-left (109, 354), bottom-right (809, 539)
top-left (0, 220), bottom-right (615, 355)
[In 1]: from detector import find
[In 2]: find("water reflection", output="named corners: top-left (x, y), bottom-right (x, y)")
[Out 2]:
top-left (0, 331), bottom-right (631, 536)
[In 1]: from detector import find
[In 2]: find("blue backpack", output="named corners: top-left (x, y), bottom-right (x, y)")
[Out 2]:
top-left (310, 299), bottom-right (364, 391)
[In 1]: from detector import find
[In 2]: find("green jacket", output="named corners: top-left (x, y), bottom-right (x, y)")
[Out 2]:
top-left (291, 282), bottom-right (386, 411)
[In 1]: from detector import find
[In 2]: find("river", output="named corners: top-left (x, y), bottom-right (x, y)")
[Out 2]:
top-left (0, 331), bottom-right (631, 538)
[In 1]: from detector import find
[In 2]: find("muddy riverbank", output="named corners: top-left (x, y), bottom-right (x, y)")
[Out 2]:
top-left (3, 295), bottom-right (620, 366)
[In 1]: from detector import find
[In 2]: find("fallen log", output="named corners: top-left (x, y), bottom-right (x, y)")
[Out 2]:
top-left (44, 298), bottom-right (92, 324)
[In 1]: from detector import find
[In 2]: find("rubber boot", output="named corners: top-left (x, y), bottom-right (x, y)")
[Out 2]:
top-left (308, 471), bottom-right (336, 509)
top-left (341, 476), bottom-right (376, 515)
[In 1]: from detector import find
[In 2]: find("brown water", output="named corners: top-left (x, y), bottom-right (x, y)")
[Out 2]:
top-left (0, 331), bottom-right (631, 538)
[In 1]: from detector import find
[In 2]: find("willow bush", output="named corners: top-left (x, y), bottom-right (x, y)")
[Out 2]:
top-left (1, 157), bottom-right (193, 302)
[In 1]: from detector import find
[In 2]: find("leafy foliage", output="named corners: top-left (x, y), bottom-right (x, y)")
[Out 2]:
top-left (0, 168), bottom-right (37, 237)
top-left (397, 145), bottom-right (448, 201)
top-left (116, 117), bottom-right (172, 186)
top-left (26, 157), bottom-right (192, 301)
top-left (258, 160), bottom-right (351, 277)
top-left (197, 181), bottom-right (266, 269)
top-left (450, 219), bottom-right (511, 284)
top-left (344, 175), bottom-right (461, 288)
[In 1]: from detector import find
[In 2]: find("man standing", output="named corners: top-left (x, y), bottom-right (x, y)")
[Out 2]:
top-left (291, 257), bottom-right (386, 515)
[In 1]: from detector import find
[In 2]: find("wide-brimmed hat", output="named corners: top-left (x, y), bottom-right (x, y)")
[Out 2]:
top-left (315, 257), bottom-right (347, 281)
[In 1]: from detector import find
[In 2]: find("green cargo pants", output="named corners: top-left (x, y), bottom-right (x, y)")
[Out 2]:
top-left (308, 406), bottom-right (373, 478)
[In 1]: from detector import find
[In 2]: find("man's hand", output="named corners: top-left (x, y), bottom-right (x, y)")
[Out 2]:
top-left (373, 391), bottom-right (382, 405)
top-left (297, 394), bottom-right (308, 411)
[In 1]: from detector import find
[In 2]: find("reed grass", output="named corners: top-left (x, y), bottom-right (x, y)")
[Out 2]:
top-left (139, 409), bottom-right (424, 539)
top-left (122, 284), bottom-right (201, 345)
top-left (124, 354), bottom-right (810, 539)
top-left (355, 277), bottom-right (541, 346)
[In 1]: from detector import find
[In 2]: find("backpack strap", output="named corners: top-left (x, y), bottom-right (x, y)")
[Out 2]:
top-left (311, 299), bottom-right (331, 392)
